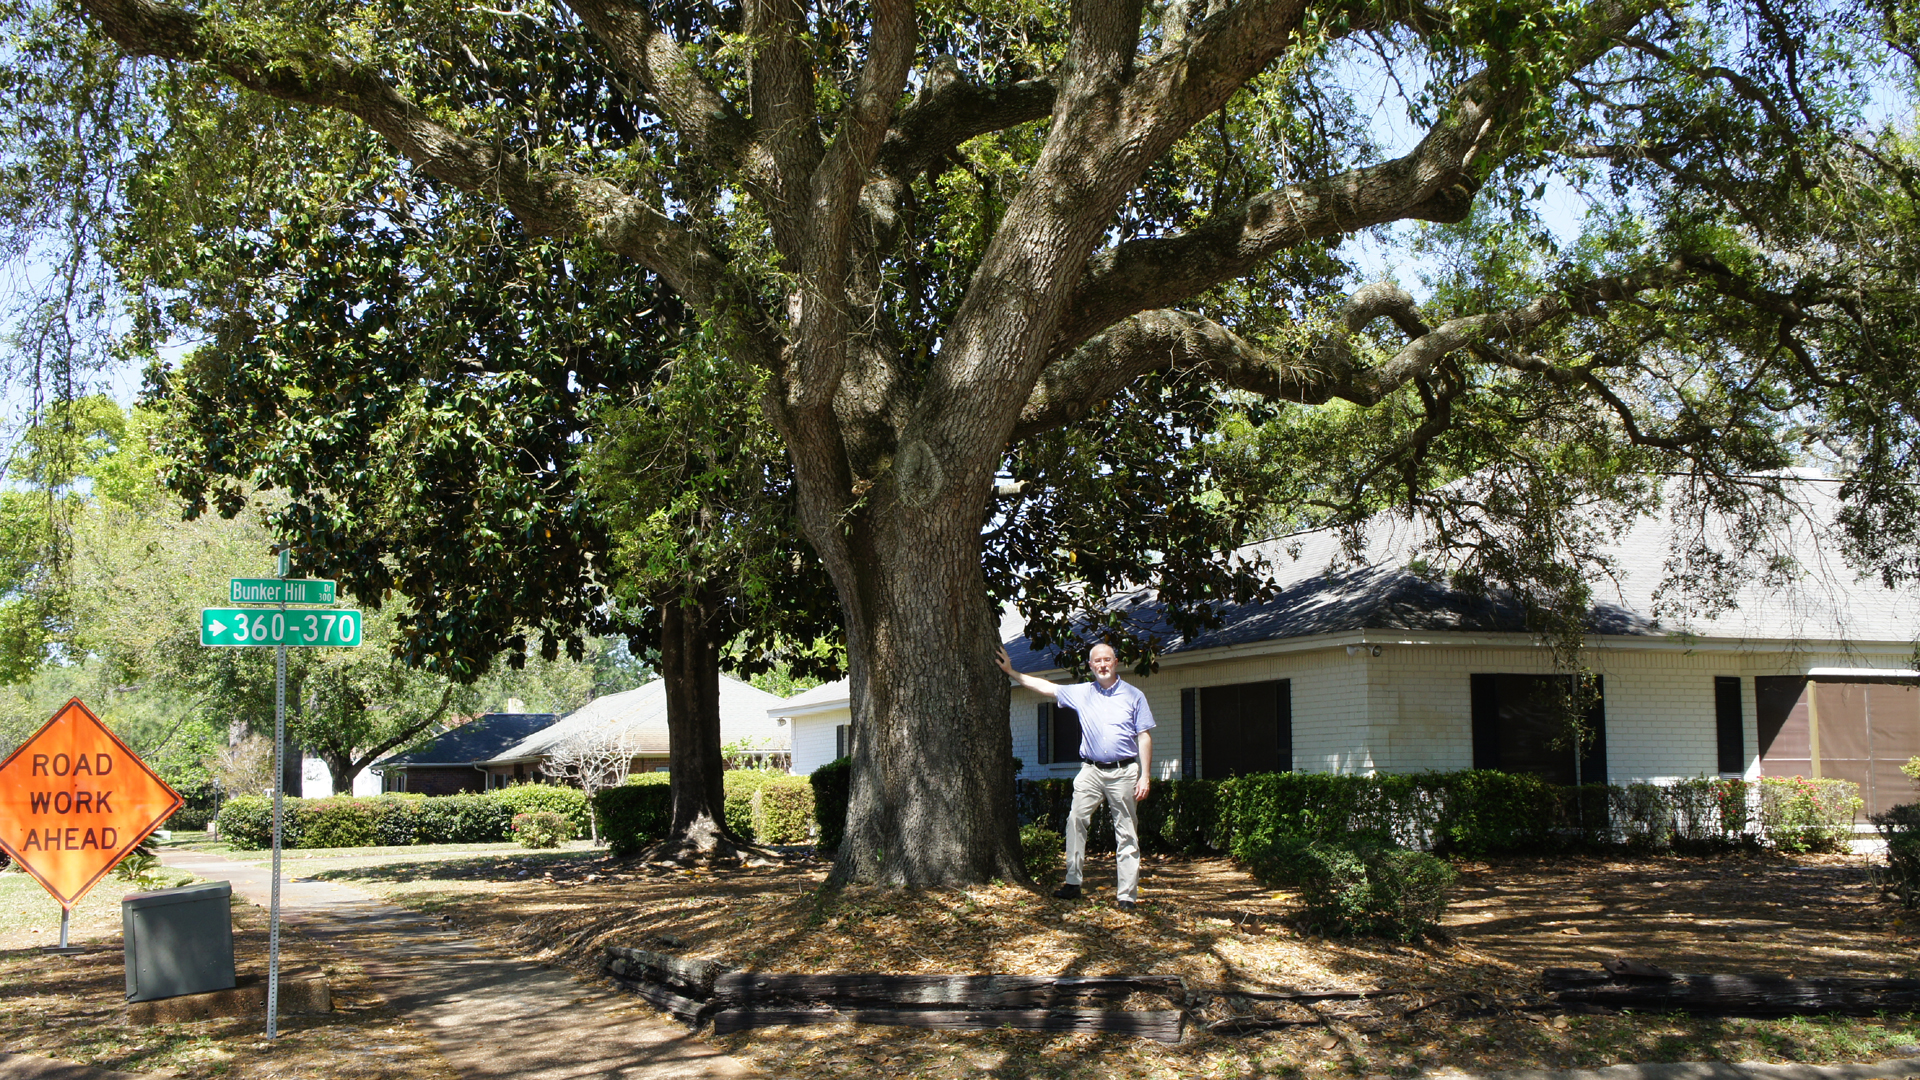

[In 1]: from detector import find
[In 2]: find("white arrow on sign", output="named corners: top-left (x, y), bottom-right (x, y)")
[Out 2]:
top-left (207, 615), bottom-right (230, 638)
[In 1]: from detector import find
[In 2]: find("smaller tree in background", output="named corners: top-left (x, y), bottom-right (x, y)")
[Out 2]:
top-left (541, 725), bottom-right (639, 845)
top-left (202, 733), bottom-right (275, 801)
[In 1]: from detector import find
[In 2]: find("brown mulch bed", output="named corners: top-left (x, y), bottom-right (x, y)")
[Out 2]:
top-left (0, 897), bottom-right (460, 1079)
top-left (317, 847), bottom-right (1920, 1080)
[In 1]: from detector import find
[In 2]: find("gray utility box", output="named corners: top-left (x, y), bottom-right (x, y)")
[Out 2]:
top-left (123, 880), bottom-right (236, 1002)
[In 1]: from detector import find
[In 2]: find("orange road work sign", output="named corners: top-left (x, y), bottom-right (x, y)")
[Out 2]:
top-left (0, 698), bottom-right (182, 908)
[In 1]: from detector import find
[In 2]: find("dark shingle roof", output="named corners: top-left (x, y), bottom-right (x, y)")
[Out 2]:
top-left (1003, 473), bottom-right (1915, 674)
top-left (375, 713), bottom-right (558, 769)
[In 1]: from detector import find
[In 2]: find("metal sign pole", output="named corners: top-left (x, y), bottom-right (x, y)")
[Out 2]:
top-left (57, 906), bottom-right (69, 949)
top-left (267, 549), bottom-right (288, 1040)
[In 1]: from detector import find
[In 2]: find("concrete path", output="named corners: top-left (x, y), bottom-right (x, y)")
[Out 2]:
top-left (156, 851), bottom-right (750, 1080)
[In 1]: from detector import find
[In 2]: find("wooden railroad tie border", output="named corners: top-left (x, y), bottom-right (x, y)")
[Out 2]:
top-left (1544, 963), bottom-right (1920, 1018)
top-left (710, 1005), bottom-right (1185, 1041)
top-left (599, 947), bottom-right (1189, 1040)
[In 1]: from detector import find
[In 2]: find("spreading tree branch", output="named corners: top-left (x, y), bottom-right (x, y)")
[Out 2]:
top-left (75, 0), bottom-right (780, 367)
top-left (1051, 0), bottom-right (1655, 360)
top-left (561, 0), bottom-right (751, 170)
top-left (1014, 254), bottom-right (1725, 439)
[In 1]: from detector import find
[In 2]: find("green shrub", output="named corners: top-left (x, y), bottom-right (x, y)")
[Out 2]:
top-left (753, 777), bottom-right (815, 844)
top-left (405, 793), bottom-right (514, 844)
top-left (1665, 777), bottom-right (1755, 852)
top-left (1758, 776), bottom-right (1861, 852)
top-left (809, 757), bottom-right (852, 852)
top-left (216, 795), bottom-right (285, 850)
top-left (1872, 803), bottom-right (1920, 909)
top-left (595, 781), bottom-right (673, 856)
top-left (488, 784), bottom-right (587, 838)
top-left (1609, 783), bottom-right (1674, 850)
top-left (296, 797), bottom-right (384, 849)
top-left (511, 811), bottom-right (572, 849)
top-left (168, 790), bottom-right (220, 832)
top-left (374, 794), bottom-right (427, 845)
top-left (1020, 823), bottom-right (1063, 881)
top-left (723, 770), bottom-right (782, 841)
top-left (1016, 779), bottom-right (1119, 853)
top-left (1427, 770), bottom-right (1557, 854)
top-left (1137, 778), bottom-right (1223, 854)
top-left (1247, 835), bottom-right (1455, 941)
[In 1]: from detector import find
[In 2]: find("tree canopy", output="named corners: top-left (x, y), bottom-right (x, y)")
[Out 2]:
top-left (13, 0), bottom-right (1920, 883)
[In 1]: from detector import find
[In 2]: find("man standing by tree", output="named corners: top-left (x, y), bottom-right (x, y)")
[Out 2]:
top-left (997, 643), bottom-right (1153, 910)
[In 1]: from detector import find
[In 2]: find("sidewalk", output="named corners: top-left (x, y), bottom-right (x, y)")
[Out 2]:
top-left (156, 851), bottom-right (751, 1080)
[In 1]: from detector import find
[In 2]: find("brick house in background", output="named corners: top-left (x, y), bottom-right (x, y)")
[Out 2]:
top-left (372, 712), bottom-right (559, 794)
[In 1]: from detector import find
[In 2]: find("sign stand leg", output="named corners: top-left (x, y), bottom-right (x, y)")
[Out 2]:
top-left (268, 630), bottom-right (286, 1039)
top-left (40, 905), bottom-right (83, 956)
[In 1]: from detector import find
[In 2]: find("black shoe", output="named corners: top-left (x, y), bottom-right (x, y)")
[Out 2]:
top-left (1116, 900), bottom-right (1137, 913)
top-left (1051, 883), bottom-right (1082, 900)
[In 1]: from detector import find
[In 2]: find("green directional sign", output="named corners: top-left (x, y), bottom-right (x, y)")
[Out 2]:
top-left (229, 578), bottom-right (336, 605)
top-left (201, 608), bottom-right (362, 648)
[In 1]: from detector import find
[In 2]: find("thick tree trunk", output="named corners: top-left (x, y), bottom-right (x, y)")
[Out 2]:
top-left (643, 591), bottom-right (751, 863)
top-left (321, 750), bottom-right (356, 796)
top-left (824, 501), bottom-right (1025, 887)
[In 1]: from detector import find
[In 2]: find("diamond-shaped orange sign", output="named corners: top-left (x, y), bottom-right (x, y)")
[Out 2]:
top-left (0, 698), bottom-right (182, 908)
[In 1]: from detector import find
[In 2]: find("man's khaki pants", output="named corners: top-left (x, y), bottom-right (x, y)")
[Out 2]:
top-left (1062, 761), bottom-right (1141, 902)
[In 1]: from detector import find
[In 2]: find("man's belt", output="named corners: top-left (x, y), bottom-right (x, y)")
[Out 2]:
top-left (1081, 757), bottom-right (1131, 769)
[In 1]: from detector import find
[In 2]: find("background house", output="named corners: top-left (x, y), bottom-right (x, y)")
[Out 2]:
top-left (776, 679), bottom-right (852, 776)
top-left (998, 476), bottom-right (1918, 820)
top-left (372, 712), bottom-right (560, 794)
top-left (479, 675), bottom-right (792, 784)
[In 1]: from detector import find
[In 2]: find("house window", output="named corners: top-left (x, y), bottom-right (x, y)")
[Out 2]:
top-left (1470, 673), bottom-right (1606, 785)
top-left (1715, 676), bottom-right (1745, 775)
top-left (1199, 680), bottom-right (1290, 779)
top-left (834, 724), bottom-right (849, 760)
top-left (1038, 703), bottom-right (1083, 764)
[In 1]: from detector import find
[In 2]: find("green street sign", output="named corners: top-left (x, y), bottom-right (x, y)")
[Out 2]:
top-left (201, 608), bottom-right (362, 648)
top-left (229, 578), bottom-right (336, 605)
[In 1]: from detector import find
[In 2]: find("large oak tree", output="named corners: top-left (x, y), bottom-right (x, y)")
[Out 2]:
top-left (60, 0), bottom-right (1920, 884)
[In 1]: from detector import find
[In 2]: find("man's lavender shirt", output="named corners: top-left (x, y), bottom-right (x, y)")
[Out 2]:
top-left (1056, 679), bottom-right (1156, 763)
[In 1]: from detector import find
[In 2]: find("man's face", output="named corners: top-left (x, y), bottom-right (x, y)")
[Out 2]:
top-left (1088, 645), bottom-right (1118, 684)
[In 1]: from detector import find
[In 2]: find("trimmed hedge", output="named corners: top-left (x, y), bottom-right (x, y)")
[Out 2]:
top-left (752, 776), bottom-right (816, 844)
top-left (215, 788), bottom-right (563, 850)
top-left (489, 784), bottom-right (590, 837)
top-left (1011, 770), bottom-right (1853, 859)
top-left (723, 770), bottom-right (782, 840)
top-left (592, 771), bottom-right (819, 850)
top-left (810, 757), bottom-right (852, 852)
top-left (597, 774), bottom-right (672, 856)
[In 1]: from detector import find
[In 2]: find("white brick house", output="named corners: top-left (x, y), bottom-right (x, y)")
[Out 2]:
top-left (777, 477), bottom-right (1919, 817)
